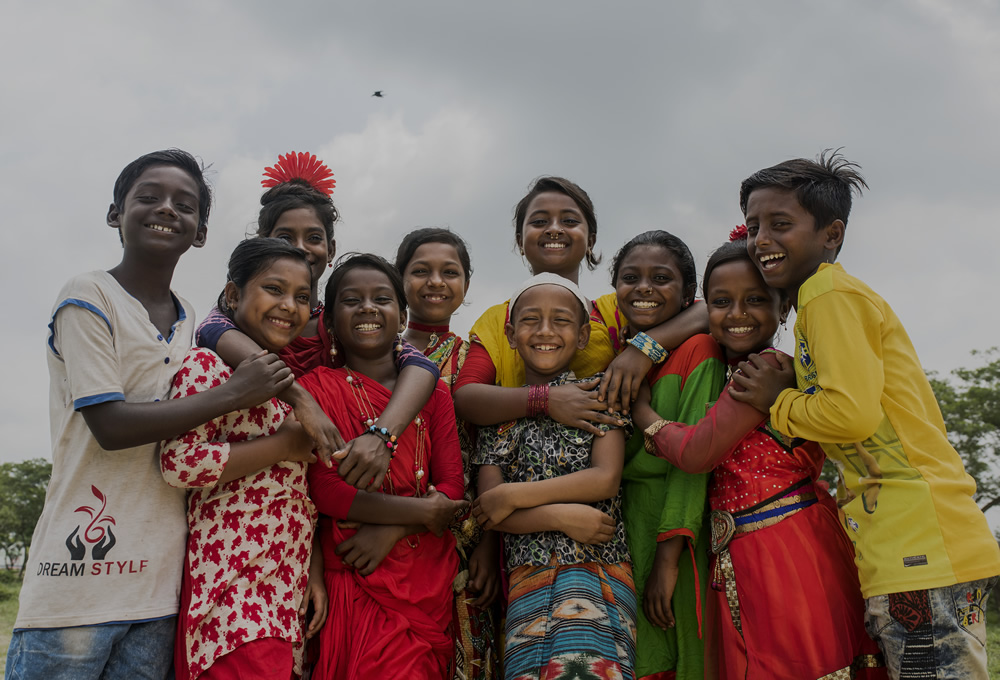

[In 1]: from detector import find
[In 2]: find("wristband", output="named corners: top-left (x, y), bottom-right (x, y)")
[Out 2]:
top-left (366, 424), bottom-right (399, 456)
top-left (629, 331), bottom-right (669, 364)
top-left (643, 418), bottom-right (672, 453)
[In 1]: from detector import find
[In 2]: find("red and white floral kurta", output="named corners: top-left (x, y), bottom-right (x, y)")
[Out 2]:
top-left (161, 348), bottom-right (317, 679)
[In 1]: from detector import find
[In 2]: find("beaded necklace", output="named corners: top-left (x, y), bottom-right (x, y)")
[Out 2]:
top-left (407, 321), bottom-right (450, 352)
top-left (344, 367), bottom-right (427, 496)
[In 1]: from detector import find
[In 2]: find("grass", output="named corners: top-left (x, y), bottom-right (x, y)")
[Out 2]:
top-left (0, 571), bottom-right (997, 675)
top-left (0, 570), bottom-right (22, 674)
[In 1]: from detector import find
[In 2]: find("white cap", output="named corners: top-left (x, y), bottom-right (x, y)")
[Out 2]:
top-left (509, 273), bottom-right (590, 316)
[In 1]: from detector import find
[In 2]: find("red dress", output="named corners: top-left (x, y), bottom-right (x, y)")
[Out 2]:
top-left (300, 367), bottom-right (464, 680)
top-left (650, 351), bottom-right (886, 680)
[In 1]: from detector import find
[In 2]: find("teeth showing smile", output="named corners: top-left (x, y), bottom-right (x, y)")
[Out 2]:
top-left (758, 253), bottom-right (785, 270)
top-left (727, 326), bottom-right (754, 335)
top-left (423, 295), bottom-right (448, 302)
top-left (355, 323), bottom-right (382, 331)
top-left (533, 344), bottom-right (559, 351)
top-left (631, 301), bottom-right (660, 309)
top-left (542, 243), bottom-right (566, 249)
top-left (147, 224), bottom-right (177, 233)
top-left (267, 318), bottom-right (292, 329)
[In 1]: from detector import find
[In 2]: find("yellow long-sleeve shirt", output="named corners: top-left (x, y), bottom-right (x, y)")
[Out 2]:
top-left (770, 263), bottom-right (999, 598)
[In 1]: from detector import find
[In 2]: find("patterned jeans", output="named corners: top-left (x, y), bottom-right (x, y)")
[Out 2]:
top-left (864, 576), bottom-right (997, 680)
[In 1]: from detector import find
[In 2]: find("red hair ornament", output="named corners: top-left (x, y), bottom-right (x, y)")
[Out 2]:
top-left (729, 224), bottom-right (748, 242)
top-left (261, 151), bottom-right (336, 196)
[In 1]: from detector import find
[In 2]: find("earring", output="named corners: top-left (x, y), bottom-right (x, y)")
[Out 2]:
top-left (328, 262), bottom-right (333, 268)
top-left (395, 334), bottom-right (405, 352)
top-left (399, 323), bottom-right (407, 334)
top-left (519, 247), bottom-right (525, 256)
top-left (329, 336), bottom-right (338, 358)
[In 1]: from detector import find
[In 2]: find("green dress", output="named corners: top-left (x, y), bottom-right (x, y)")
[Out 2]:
top-left (622, 334), bottom-right (726, 679)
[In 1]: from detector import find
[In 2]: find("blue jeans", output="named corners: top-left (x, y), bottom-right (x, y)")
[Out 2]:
top-left (5, 617), bottom-right (175, 680)
top-left (864, 576), bottom-right (996, 680)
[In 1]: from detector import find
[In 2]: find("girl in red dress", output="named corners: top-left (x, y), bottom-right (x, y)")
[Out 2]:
top-left (300, 253), bottom-right (468, 679)
top-left (632, 229), bottom-right (886, 680)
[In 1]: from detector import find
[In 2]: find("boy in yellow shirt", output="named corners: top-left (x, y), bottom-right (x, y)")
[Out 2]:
top-left (731, 150), bottom-right (999, 679)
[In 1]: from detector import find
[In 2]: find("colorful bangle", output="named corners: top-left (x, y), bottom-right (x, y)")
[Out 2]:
top-left (526, 384), bottom-right (550, 418)
top-left (643, 418), bottom-right (671, 453)
top-left (366, 424), bottom-right (398, 456)
top-left (629, 331), bottom-right (669, 364)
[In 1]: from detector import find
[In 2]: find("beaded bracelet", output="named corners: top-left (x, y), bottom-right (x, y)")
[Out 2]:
top-left (526, 383), bottom-right (550, 417)
top-left (366, 424), bottom-right (399, 456)
top-left (629, 331), bottom-right (669, 364)
top-left (643, 418), bottom-right (672, 453)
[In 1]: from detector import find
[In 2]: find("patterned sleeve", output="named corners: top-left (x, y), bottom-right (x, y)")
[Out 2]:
top-left (472, 419), bottom-right (519, 469)
top-left (195, 305), bottom-right (237, 351)
top-left (159, 349), bottom-right (232, 489)
top-left (395, 339), bottom-right (440, 378)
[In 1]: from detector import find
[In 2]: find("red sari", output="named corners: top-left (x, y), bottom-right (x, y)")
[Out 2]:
top-left (300, 367), bottom-right (463, 679)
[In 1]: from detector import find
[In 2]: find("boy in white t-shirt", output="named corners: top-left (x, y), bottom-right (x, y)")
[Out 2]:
top-left (6, 150), bottom-right (294, 680)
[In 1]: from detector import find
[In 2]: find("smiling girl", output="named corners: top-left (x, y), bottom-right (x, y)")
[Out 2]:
top-left (395, 228), bottom-right (500, 680)
top-left (634, 229), bottom-right (886, 680)
top-left (611, 230), bottom-right (726, 680)
top-left (161, 238), bottom-right (325, 680)
top-left (298, 253), bottom-right (468, 679)
top-left (196, 152), bottom-right (440, 490)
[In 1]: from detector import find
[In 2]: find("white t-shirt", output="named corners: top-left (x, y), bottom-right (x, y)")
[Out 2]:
top-left (16, 271), bottom-right (190, 629)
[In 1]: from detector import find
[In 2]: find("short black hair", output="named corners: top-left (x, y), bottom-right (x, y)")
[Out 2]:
top-left (739, 148), bottom-right (868, 231)
top-left (324, 252), bottom-right (408, 320)
top-left (217, 238), bottom-right (311, 321)
top-left (113, 149), bottom-right (212, 228)
top-left (394, 227), bottom-right (473, 280)
top-left (610, 230), bottom-right (697, 304)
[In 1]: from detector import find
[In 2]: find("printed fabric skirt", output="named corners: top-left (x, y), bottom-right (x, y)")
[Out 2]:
top-left (504, 559), bottom-right (636, 680)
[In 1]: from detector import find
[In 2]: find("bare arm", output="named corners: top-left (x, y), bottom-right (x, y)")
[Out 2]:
top-left (216, 418), bottom-right (316, 485)
top-left (472, 429), bottom-right (624, 529)
top-left (83, 351), bottom-right (293, 450)
top-left (599, 303), bottom-right (709, 413)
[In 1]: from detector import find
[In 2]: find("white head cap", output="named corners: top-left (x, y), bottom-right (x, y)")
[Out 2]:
top-left (509, 273), bottom-right (590, 319)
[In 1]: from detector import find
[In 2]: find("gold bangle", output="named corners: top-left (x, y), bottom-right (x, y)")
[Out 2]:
top-left (643, 419), bottom-right (671, 453)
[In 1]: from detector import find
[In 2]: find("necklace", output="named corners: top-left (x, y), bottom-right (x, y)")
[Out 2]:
top-left (343, 367), bottom-right (427, 496)
top-left (310, 301), bottom-right (324, 319)
top-left (408, 321), bottom-right (450, 351)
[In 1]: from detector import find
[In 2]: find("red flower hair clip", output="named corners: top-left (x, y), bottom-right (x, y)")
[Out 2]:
top-left (261, 151), bottom-right (336, 196)
top-left (729, 224), bottom-right (748, 242)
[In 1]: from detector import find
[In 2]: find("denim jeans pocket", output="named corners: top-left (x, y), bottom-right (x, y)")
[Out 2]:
top-left (950, 575), bottom-right (997, 647)
top-left (863, 592), bottom-right (893, 640)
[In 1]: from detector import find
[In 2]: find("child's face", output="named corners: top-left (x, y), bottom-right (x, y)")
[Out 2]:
top-left (107, 165), bottom-right (207, 254)
top-left (402, 242), bottom-right (469, 326)
top-left (706, 259), bottom-right (788, 360)
top-left (517, 192), bottom-right (594, 280)
top-left (228, 257), bottom-right (312, 353)
top-left (615, 244), bottom-right (689, 332)
top-left (269, 207), bottom-right (334, 288)
top-left (331, 267), bottom-right (405, 360)
top-left (744, 187), bottom-right (843, 299)
top-left (505, 284), bottom-right (590, 381)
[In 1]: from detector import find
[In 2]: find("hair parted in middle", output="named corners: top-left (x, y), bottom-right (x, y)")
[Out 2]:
top-left (513, 176), bottom-right (601, 270)
top-left (217, 238), bottom-right (311, 320)
top-left (610, 229), bottom-right (697, 302)
top-left (324, 252), bottom-right (408, 318)
top-left (394, 227), bottom-right (474, 280)
top-left (739, 148), bottom-right (868, 230)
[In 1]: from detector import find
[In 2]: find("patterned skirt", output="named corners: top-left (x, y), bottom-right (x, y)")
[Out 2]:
top-left (504, 560), bottom-right (636, 680)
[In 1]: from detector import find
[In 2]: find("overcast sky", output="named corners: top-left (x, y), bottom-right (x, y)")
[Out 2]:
top-left (2, 0), bottom-right (999, 469)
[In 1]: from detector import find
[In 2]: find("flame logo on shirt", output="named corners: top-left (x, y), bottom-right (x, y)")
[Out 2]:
top-left (66, 485), bottom-right (118, 560)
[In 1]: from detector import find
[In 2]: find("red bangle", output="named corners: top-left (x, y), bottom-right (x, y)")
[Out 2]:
top-left (527, 384), bottom-right (550, 417)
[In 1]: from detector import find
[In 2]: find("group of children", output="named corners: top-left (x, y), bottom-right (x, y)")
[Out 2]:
top-left (6, 147), bottom-right (998, 680)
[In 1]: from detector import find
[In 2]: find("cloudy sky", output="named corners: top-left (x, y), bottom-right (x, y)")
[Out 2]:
top-left (2, 0), bottom-right (999, 468)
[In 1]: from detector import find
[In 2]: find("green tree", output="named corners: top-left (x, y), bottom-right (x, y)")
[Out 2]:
top-left (0, 458), bottom-right (51, 575)
top-left (928, 348), bottom-right (1000, 513)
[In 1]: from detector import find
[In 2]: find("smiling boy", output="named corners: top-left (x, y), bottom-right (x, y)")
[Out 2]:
top-left (730, 150), bottom-right (1000, 679)
top-left (6, 150), bottom-right (294, 680)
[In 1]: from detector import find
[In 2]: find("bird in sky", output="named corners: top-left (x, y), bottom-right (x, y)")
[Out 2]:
top-left (372, 91), bottom-right (384, 98)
